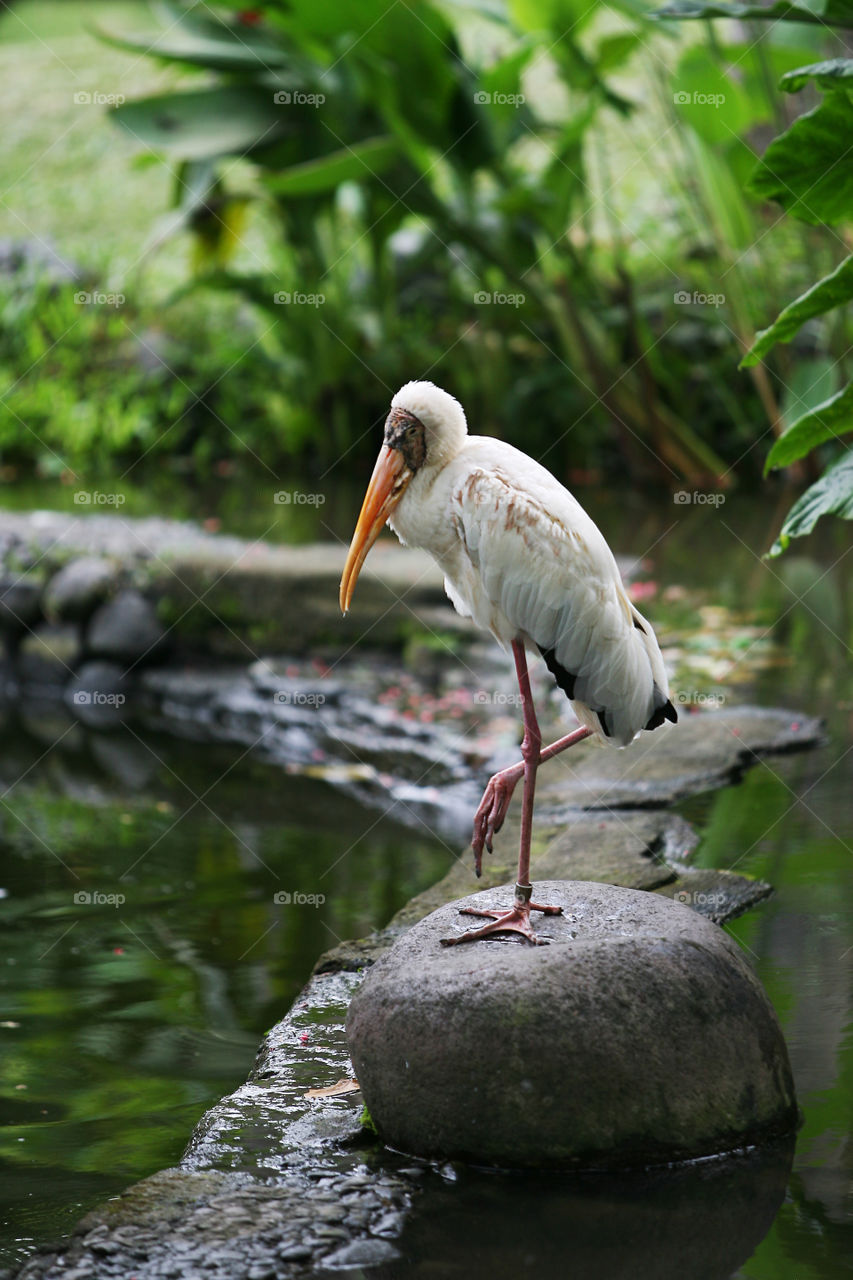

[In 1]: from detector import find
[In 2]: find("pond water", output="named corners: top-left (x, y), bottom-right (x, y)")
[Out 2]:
top-left (0, 482), bottom-right (851, 1277)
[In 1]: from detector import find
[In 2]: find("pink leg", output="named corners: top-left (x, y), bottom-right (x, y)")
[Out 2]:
top-left (443, 642), bottom-right (590, 947)
top-left (471, 728), bottom-right (592, 873)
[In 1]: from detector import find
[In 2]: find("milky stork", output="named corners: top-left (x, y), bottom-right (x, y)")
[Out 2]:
top-left (340, 382), bottom-right (676, 945)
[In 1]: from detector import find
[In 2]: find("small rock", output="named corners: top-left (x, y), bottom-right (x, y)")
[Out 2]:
top-left (86, 590), bottom-right (166, 665)
top-left (43, 557), bottom-right (117, 623)
top-left (370, 1211), bottom-right (405, 1238)
top-left (89, 1239), bottom-right (120, 1255)
top-left (315, 1204), bottom-right (347, 1222)
top-left (277, 1244), bottom-right (313, 1261)
top-left (322, 1237), bottom-right (401, 1269)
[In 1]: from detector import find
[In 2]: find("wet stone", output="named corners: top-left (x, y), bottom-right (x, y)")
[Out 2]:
top-left (276, 1245), bottom-right (312, 1261)
top-left (370, 1211), bottom-right (405, 1238)
top-left (347, 881), bottom-right (799, 1169)
top-left (43, 557), bottom-right (117, 623)
top-left (322, 1238), bottom-right (401, 1269)
top-left (86, 590), bottom-right (166, 665)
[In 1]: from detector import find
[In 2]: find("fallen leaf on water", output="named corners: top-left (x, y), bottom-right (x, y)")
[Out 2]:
top-left (304, 1078), bottom-right (360, 1099)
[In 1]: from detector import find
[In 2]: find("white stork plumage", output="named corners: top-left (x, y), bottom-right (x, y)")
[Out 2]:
top-left (340, 381), bottom-right (676, 944)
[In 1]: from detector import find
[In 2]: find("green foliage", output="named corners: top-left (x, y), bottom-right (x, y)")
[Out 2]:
top-left (766, 384), bottom-right (853, 470)
top-left (8, 0), bottom-right (850, 486)
top-left (749, 94), bottom-right (853, 225)
top-left (770, 449), bottom-right (853, 553)
top-left (96, 0), bottom-right (766, 484)
top-left (658, 0), bottom-right (853, 551)
top-left (743, 256), bottom-right (853, 366)
top-left (655, 0), bottom-right (853, 25)
top-left (0, 278), bottom-right (331, 470)
top-left (780, 55), bottom-right (853, 92)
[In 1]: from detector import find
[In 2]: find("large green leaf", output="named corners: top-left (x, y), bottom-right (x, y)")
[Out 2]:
top-left (781, 57), bottom-right (853, 92)
top-left (263, 137), bottom-right (398, 196)
top-left (274, 0), bottom-right (465, 154)
top-left (596, 32), bottom-right (643, 72)
top-left (766, 382), bottom-right (853, 470)
top-left (779, 356), bottom-right (838, 432)
top-left (510, 0), bottom-right (601, 33)
top-left (97, 2), bottom-right (292, 72)
top-left (113, 88), bottom-right (287, 159)
top-left (769, 449), bottom-right (853, 554)
top-left (672, 44), bottom-right (771, 146)
top-left (742, 254), bottom-right (853, 365)
top-left (748, 93), bottom-right (853, 225)
top-left (653, 0), bottom-right (853, 26)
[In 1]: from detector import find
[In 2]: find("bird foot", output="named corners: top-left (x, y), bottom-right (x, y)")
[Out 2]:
top-left (440, 888), bottom-right (561, 947)
top-left (471, 762), bottom-right (525, 874)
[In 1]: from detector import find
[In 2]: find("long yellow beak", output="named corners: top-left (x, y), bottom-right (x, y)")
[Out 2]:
top-left (339, 446), bottom-right (412, 614)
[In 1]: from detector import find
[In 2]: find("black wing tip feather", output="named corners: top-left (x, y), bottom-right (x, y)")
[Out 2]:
top-left (538, 644), bottom-right (577, 700)
top-left (538, 643), bottom-right (614, 738)
top-left (644, 696), bottom-right (678, 732)
top-left (539, 645), bottom-right (677, 739)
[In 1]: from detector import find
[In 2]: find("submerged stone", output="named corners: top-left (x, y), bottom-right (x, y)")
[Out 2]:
top-left (346, 881), bottom-right (798, 1169)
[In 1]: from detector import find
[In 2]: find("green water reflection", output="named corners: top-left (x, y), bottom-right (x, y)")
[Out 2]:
top-left (0, 728), bottom-right (452, 1266)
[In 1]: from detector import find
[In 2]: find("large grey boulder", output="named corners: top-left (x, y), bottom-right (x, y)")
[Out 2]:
top-left (43, 556), bottom-right (117, 622)
top-left (86, 590), bottom-right (166, 665)
top-left (347, 881), bottom-right (798, 1169)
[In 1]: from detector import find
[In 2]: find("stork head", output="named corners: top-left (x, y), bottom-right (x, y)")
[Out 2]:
top-left (339, 381), bottom-right (467, 613)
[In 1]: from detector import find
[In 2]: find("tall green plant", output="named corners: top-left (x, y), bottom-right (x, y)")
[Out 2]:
top-left (656, 0), bottom-right (853, 552)
top-left (98, 0), bottom-right (731, 483)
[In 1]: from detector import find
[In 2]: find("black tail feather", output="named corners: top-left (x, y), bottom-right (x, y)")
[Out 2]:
top-left (539, 646), bottom-right (677, 738)
top-left (538, 644), bottom-right (577, 700)
top-left (644, 693), bottom-right (678, 732)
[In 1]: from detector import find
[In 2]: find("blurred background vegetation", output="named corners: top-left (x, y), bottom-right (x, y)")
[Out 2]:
top-left (0, 0), bottom-right (851, 526)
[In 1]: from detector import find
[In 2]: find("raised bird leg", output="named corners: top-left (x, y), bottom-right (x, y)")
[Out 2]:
top-left (471, 727), bottom-right (592, 873)
top-left (443, 641), bottom-right (586, 947)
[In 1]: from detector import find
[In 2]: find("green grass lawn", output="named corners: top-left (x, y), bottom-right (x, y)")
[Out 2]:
top-left (0, 0), bottom-right (270, 291)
